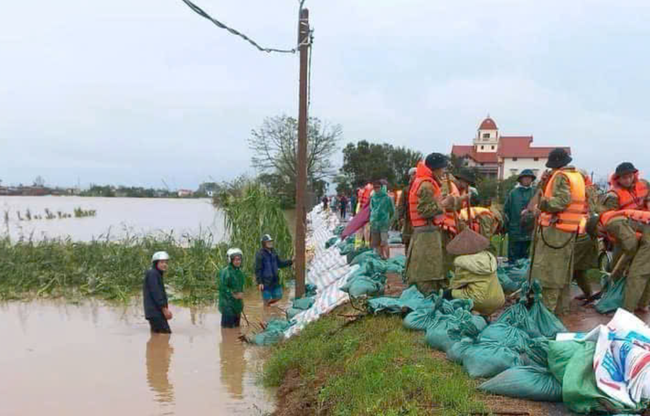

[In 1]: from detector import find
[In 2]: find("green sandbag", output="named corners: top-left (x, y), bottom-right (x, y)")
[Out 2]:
top-left (325, 236), bottom-right (339, 249)
top-left (333, 225), bottom-right (345, 236)
top-left (595, 277), bottom-right (626, 314)
top-left (471, 315), bottom-right (488, 332)
top-left (346, 276), bottom-right (384, 298)
top-left (552, 341), bottom-right (637, 414)
top-left (496, 290), bottom-right (543, 339)
top-left (345, 247), bottom-right (372, 263)
top-left (425, 315), bottom-right (460, 352)
top-left (350, 250), bottom-right (381, 266)
top-left (479, 366), bottom-right (562, 402)
top-left (286, 307), bottom-right (303, 320)
top-left (525, 337), bottom-right (551, 368)
top-left (462, 341), bottom-right (523, 378)
top-left (404, 308), bottom-right (439, 332)
top-left (385, 255), bottom-right (406, 274)
top-left (369, 286), bottom-right (432, 314)
top-left (447, 338), bottom-right (475, 364)
top-left (497, 268), bottom-right (519, 292)
top-left (478, 323), bottom-right (531, 353)
top-left (527, 284), bottom-right (567, 338)
top-left (305, 283), bottom-right (317, 297)
top-left (252, 319), bottom-right (293, 346)
top-left (368, 297), bottom-right (403, 314)
top-left (292, 296), bottom-right (315, 310)
top-left (504, 260), bottom-right (530, 283)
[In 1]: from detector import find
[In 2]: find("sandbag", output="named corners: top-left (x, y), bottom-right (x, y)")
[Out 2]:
top-left (447, 338), bottom-right (474, 364)
top-left (527, 286), bottom-right (567, 338)
top-left (595, 277), bottom-right (626, 314)
top-left (325, 236), bottom-right (339, 249)
top-left (350, 250), bottom-right (381, 267)
top-left (462, 342), bottom-right (523, 378)
top-left (368, 286), bottom-right (432, 315)
top-left (425, 315), bottom-right (460, 352)
top-left (479, 366), bottom-right (562, 402)
top-left (497, 268), bottom-right (519, 292)
top-left (478, 323), bottom-right (531, 353)
top-left (286, 307), bottom-right (303, 320)
top-left (496, 293), bottom-right (543, 339)
top-left (252, 319), bottom-right (293, 346)
top-left (385, 255), bottom-right (406, 274)
top-left (404, 308), bottom-right (439, 332)
top-left (292, 296), bottom-right (315, 310)
top-left (345, 247), bottom-right (372, 264)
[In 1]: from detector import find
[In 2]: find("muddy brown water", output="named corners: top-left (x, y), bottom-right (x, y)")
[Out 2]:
top-left (0, 290), bottom-right (290, 416)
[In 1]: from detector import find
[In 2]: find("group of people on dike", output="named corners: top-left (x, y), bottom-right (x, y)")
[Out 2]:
top-left (143, 234), bottom-right (293, 333)
top-left (398, 148), bottom-right (650, 319)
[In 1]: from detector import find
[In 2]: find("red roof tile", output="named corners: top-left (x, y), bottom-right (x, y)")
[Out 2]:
top-left (497, 136), bottom-right (571, 158)
top-left (451, 145), bottom-right (498, 164)
top-left (479, 117), bottom-right (498, 130)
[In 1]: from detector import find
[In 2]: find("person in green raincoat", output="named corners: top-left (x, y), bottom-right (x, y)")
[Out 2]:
top-left (503, 169), bottom-right (536, 263)
top-left (218, 248), bottom-right (246, 328)
top-left (530, 148), bottom-right (586, 316)
top-left (405, 153), bottom-right (455, 295)
top-left (397, 167), bottom-right (417, 251)
top-left (370, 179), bottom-right (395, 259)
top-left (443, 230), bottom-right (505, 316)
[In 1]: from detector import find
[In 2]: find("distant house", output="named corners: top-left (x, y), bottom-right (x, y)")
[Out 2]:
top-left (451, 116), bottom-right (571, 180)
top-left (177, 189), bottom-right (194, 198)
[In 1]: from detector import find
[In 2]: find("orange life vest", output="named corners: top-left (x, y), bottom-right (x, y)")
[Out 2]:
top-left (409, 162), bottom-right (456, 231)
top-left (360, 183), bottom-right (373, 208)
top-left (538, 169), bottom-right (587, 234)
top-left (459, 207), bottom-right (499, 235)
top-left (608, 172), bottom-right (649, 210)
top-left (599, 209), bottom-right (650, 242)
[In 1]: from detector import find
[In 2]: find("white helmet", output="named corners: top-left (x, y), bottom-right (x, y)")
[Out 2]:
top-left (227, 248), bottom-right (243, 262)
top-left (151, 251), bottom-right (170, 262)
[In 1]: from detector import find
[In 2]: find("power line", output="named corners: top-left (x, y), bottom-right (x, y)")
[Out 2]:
top-left (179, 0), bottom-right (304, 54)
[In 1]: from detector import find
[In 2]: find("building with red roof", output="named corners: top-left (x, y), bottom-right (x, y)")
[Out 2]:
top-left (451, 116), bottom-right (570, 180)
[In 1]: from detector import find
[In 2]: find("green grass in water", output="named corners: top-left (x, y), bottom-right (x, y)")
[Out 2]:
top-left (263, 309), bottom-right (488, 416)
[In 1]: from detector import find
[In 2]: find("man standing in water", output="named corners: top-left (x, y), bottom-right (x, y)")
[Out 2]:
top-left (143, 251), bottom-right (173, 333)
top-left (255, 235), bottom-right (293, 306)
top-left (218, 248), bottom-right (245, 328)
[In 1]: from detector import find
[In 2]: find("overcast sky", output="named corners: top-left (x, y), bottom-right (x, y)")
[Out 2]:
top-left (1, 0), bottom-right (648, 189)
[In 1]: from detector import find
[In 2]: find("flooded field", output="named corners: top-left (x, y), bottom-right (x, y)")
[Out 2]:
top-left (0, 196), bottom-right (225, 242)
top-left (0, 289), bottom-right (288, 416)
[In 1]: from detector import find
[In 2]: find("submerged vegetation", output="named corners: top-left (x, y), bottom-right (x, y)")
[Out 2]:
top-left (0, 182), bottom-right (293, 303)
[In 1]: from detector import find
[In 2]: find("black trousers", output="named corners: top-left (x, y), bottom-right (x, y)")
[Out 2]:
top-left (221, 313), bottom-right (241, 328)
top-left (148, 317), bottom-right (172, 334)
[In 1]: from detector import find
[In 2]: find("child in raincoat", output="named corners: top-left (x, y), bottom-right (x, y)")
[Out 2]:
top-left (218, 248), bottom-right (246, 328)
top-left (445, 230), bottom-right (505, 316)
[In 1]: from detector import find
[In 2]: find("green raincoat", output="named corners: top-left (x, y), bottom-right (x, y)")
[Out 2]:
top-left (531, 172), bottom-right (576, 293)
top-left (450, 251), bottom-right (505, 315)
top-left (218, 264), bottom-right (245, 316)
top-left (503, 184), bottom-right (535, 242)
top-left (397, 183), bottom-right (414, 244)
top-left (370, 186), bottom-right (395, 232)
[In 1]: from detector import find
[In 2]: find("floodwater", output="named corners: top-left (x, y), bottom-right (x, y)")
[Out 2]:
top-left (0, 196), bottom-right (225, 242)
top-left (0, 289), bottom-right (289, 416)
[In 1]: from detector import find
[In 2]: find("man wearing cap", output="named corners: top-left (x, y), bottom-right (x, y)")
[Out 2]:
top-left (601, 162), bottom-right (650, 312)
top-left (530, 148), bottom-right (588, 315)
top-left (255, 234), bottom-right (293, 306)
top-left (503, 169), bottom-right (536, 263)
top-left (397, 167), bottom-right (417, 251)
top-left (405, 153), bottom-right (455, 295)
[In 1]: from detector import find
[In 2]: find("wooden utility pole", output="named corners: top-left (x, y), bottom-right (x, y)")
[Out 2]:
top-left (294, 8), bottom-right (310, 298)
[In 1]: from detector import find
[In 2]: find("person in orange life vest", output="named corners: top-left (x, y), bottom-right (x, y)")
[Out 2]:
top-left (405, 153), bottom-right (456, 295)
top-left (571, 170), bottom-right (601, 301)
top-left (529, 148), bottom-right (588, 316)
top-left (397, 167), bottom-right (417, 251)
top-left (454, 168), bottom-right (480, 209)
top-left (600, 162), bottom-right (650, 312)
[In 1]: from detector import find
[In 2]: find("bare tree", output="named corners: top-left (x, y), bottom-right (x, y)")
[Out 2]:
top-left (249, 115), bottom-right (341, 183)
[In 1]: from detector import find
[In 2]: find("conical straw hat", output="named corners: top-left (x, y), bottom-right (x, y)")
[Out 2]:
top-left (446, 228), bottom-right (490, 256)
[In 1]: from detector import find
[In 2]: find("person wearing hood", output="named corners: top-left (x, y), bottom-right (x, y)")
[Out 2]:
top-left (503, 169), bottom-right (536, 263)
top-left (255, 234), bottom-right (293, 306)
top-left (443, 230), bottom-right (505, 316)
top-left (529, 148), bottom-right (588, 315)
top-left (370, 179), bottom-right (395, 259)
top-left (397, 167), bottom-right (417, 251)
top-left (600, 162), bottom-right (650, 312)
top-left (218, 248), bottom-right (246, 328)
top-left (143, 251), bottom-right (173, 333)
top-left (405, 153), bottom-right (456, 295)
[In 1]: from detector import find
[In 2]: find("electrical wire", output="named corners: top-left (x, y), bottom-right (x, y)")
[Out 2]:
top-left (179, 0), bottom-right (302, 54)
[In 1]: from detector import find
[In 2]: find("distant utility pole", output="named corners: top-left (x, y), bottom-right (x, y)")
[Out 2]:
top-left (294, 8), bottom-right (310, 298)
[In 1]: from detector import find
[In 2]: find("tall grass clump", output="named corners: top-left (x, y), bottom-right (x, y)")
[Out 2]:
top-left (0, 234), bottom-right (228, 304)
top-left (214, 179), bottom-right (293, 286)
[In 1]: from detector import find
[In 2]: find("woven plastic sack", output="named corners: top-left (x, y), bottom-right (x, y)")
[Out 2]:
top-left (325, 237), bottom-right (339, 249)
top-left (595, 277), bottom-right (626, 314)
top-left (425, 314), bottom-right (461, 352)
top-left (497, 268), bottom-right (519, 292)
top-left (404, 308), bottom-right (439, 332)
top-left (385, 255), bottom-right (406, 274)
top-left (527, 283), bottom-right (567, 338)
top-left (286, 307), bottom-right (303, 320)
top-left (305, 283), bottom-right (317, 297)
top-left (345, 247), bottom-right (372, 264)
top-left (479, 366), bottom-right (562, 402)
top-left (462, 341), bottom-right (523, 378)
top-left (344, 276), bottom-right (384, 298)
top-left (350, 250), bottom-right (381, 267)
top-left (479, 323), bottom-right (531, 353)
top-left (292, 296), bottom-right (315, 310)
top-left (252, 319), bottom-right (293, 346)
top-left (447, 338), bottom-right (475, 364)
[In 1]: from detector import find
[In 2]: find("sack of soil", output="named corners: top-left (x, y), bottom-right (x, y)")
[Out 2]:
top-left (497, 268), bottom-right (520, 292)
top-left (425, 314), bottom-right (461, 352)
top-left (479, 322), bottom-right (531, 353)
top-left (462, 341), bottom-right (523, 378)
top-left (527, 282), bottom-right (567, 338)
top-left (479, 365), bottom-right (562, 402)
top-left (595, 277), bottom-right (626, 314)
top-left (325, 236), bottom-right (339, 249)
top-left (252, 319), bottom-right (293, 346)
top-left (403, 307), bottom-right (439, 332)
top-left (292, 296), bottom-right (315, 310)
